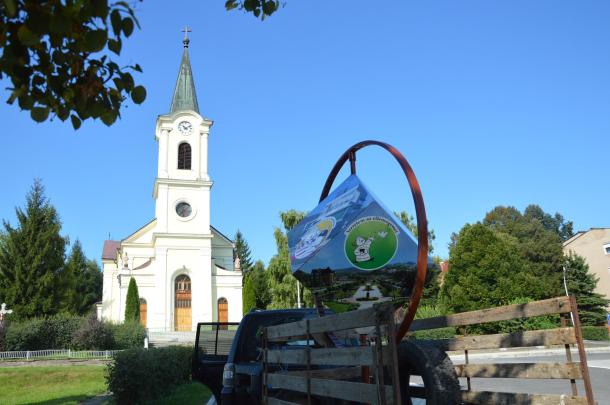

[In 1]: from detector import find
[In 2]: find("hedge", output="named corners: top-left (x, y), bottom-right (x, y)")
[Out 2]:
top-left (582, 326), bottom-right (610, 341)
top-left (2, 316), bottom-right (145, 351)
top-left (107, 346), bottom-right (193, 404)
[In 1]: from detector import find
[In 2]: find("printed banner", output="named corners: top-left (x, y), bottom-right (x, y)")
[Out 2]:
top-left (288, 174), bottom-right (433, 309)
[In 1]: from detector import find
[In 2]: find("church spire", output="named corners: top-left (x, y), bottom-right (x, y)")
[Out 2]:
top-left (170, 26), bottom-right (199, 114)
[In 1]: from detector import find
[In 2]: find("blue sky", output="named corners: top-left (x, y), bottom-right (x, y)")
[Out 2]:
top-left (1, 1), bottom-right (609, 265)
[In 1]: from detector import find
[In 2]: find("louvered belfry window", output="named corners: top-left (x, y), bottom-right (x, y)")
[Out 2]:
top-left (178, 143), bottom-right (192, 170)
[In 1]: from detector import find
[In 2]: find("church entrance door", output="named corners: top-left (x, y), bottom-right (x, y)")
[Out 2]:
top-left (174, 275), bottom-right (192, 331)
top-left (139, 298), bottom-right (147, 328)
top-left (218, 298), bottom-right (228, 329)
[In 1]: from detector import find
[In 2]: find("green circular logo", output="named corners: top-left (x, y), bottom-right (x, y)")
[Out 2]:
top-left (344, 216), bottom-right (399, 270)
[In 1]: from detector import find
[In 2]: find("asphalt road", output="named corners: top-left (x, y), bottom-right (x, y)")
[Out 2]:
top-left (451, 352), bottom-right (610, 405)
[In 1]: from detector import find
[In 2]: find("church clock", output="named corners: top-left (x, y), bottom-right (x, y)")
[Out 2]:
top-left (178, 121), bottom-right (192, 135)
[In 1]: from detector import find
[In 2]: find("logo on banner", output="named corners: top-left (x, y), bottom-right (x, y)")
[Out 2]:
top-left (344, 216), bottom-right (399, 270)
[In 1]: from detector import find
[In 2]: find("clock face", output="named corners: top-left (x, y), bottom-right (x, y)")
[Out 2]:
top-left (178, 121), bottom-right (192, 135)
top-left (176, 202), bottom-right (193, 218)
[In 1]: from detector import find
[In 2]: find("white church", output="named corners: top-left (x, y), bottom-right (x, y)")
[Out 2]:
top-left (100, 35), bottom-right (243, 331)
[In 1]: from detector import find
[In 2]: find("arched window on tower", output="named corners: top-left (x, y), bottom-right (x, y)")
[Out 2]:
top-left (178, 143), bottom-right (191, 170)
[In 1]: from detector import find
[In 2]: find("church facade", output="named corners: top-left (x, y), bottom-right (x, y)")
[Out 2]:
top-left (100, 37), bottom-right (243, 331)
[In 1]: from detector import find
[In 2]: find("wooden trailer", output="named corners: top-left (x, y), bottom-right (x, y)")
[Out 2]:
top-left (261, 295), bottom-right (597, 405)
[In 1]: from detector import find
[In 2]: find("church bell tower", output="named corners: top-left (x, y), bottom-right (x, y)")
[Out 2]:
top-left (153, 31), bottom-right (213, 236)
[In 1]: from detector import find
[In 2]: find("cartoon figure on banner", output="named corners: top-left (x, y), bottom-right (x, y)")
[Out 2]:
top-left (293, 218), bottom-right (336, 260)
top-left (354, 236), bottom-right (374, 262)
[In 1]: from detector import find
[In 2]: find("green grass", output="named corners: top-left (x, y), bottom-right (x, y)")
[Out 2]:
top-left (146, 383), bottom-right (212, 404)
top-left (100, 382), bottom-right (212, 405)
top-left (325, 301), bottom-right (359, 313)
top-left (0, 365), bottom-right (107, 405)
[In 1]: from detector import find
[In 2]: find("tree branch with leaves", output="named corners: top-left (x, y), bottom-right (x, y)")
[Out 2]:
top-left (0, 0), bottom-right (146, 129)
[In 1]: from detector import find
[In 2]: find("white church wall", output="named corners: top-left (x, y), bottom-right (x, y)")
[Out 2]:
top-left (101, 42), bottom-right (242, 331)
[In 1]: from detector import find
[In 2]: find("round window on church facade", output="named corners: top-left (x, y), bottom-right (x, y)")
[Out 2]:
top-left (175, 202), bottom-right (193, 218)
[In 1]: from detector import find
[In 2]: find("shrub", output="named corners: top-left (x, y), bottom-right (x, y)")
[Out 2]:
top-left (46, 314), bottom-right (82, 348)
top-left (412, 305), bottom-right (456, 340)
top-left (72, 314), bottom-right (114, 350)
top-left (413, 327), bottom-right (456, 340)
top-left (111, 322), bottom-right (146, 349)
top-left (4, 316), bottom-right (82, 350)
top-left (107, 346), bottom-right (193, 404)
top-left (582, 326), bottom-right (610, 341)
top-left (124, 278), bottom-right (140, 322)
top-left (5, 318), bottom-right (46, 350)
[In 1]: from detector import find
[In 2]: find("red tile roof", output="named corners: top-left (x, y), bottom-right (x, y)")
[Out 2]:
top-left (102, 240), bottom-right (120, 260)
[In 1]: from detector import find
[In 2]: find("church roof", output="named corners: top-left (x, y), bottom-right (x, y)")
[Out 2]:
top-left (169, 35), bottom-right (199, 114)
top-left (102, 240), bottom-right (121, 260)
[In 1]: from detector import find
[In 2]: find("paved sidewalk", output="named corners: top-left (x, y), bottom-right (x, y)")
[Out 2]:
top-left (0, 358), bottom-right (110, 367)
top-left (80, 393), bottom-right (112, 405)
top-left (448, 340), bottom-right (610, 361)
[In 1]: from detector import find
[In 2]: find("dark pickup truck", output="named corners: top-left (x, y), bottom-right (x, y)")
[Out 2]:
top-left (192, 308), bottom-right (326, 404)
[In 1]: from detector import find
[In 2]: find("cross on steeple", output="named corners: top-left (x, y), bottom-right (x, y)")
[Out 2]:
top-left (182, 25), bottom-right (191, 47)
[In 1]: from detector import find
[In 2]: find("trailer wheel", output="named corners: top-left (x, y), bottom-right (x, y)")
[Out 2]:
top-left (397, 340), bottom-right (461, 405)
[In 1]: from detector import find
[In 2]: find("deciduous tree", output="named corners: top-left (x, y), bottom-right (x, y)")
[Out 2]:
top-left (483, 205), bottom-right (565, 299)
top-left (267, 210), bottom-right (311, 309)
top-left (440, 223), bottom-right (541, 314)
top-left (0, 0), bottom-right (146, 128)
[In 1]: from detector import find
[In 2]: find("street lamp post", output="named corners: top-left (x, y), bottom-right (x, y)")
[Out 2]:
top-left (562, 266), bottom-right (575, 326)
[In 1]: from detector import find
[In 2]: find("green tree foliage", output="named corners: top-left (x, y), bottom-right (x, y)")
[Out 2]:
top-left (482, 205), bottom-right (565, 299)
top-left (243, 260), bottom-right (271, 313)
top-left (124, 278), bottom-right (140, 322)
top-left (440, 223), bottom-right (542, 314)
top-left (234, 230), bottom-right (253, 274)
top-left (523, 205), bottom-right (574, 242)
top-left (394, 210), bottom-right (440, 305)
top-left (0, 180), bottom-right (67, 318)
top-left (0, 0), bottom-right (146, 129)
top-left (393, 210), bottom-right (436, 254)
top-left (225, 0), bottom-right (280, 19)
top-left (267, 210), bottom-right (313, 309)
top-left (564, 254), bottom-right (610, 326)
top-left (63, 240), bottom-right (102, 315)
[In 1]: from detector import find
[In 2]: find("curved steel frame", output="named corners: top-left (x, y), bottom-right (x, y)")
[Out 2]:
top-left (319, 140), bottom-right (428, 343)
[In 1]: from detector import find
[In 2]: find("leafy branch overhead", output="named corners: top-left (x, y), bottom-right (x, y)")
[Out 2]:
top-left (0, 0), bottom-right (146, 129)
top-left (225, 0), bottom-right (281, 19)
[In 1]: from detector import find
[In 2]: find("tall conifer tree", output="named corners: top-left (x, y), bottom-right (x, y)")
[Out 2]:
top-left (63, 240), bottom-right (103, 314)
top-left (124, 278), bottom-right (140, 322)
top-left (234, 230), bottom-right (253, 273)
top-left (564, 254), bottom-right (610, 326)
top-left (0, 180), bottom-right (67, 318)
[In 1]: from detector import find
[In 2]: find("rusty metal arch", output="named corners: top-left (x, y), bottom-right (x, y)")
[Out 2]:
top-left (319, 140), bottom-right (428, 342)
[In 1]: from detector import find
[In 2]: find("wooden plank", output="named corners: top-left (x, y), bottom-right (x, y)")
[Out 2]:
top-left (455, 363), bottom-right (583, 379)
top-left (266, 346), bottom-right (391, 366)
top-left (410, 296), bottom-right (571, 331)
top-left (266, 373), bottom-right (394, 404)
top-left (427, 327), bottom-right (576, 351)
top-left (462, 390), bottom-right (588, 405)
top-left (281, 367), bottom-right (362, 380)
top-left (265, 398), bottom-right (301, 405)
top-left (266, 304), bottom-right (393, 341)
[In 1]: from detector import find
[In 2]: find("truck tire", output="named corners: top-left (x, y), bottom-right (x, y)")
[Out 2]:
top-left (397, 340), bottom-right (461, 404)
